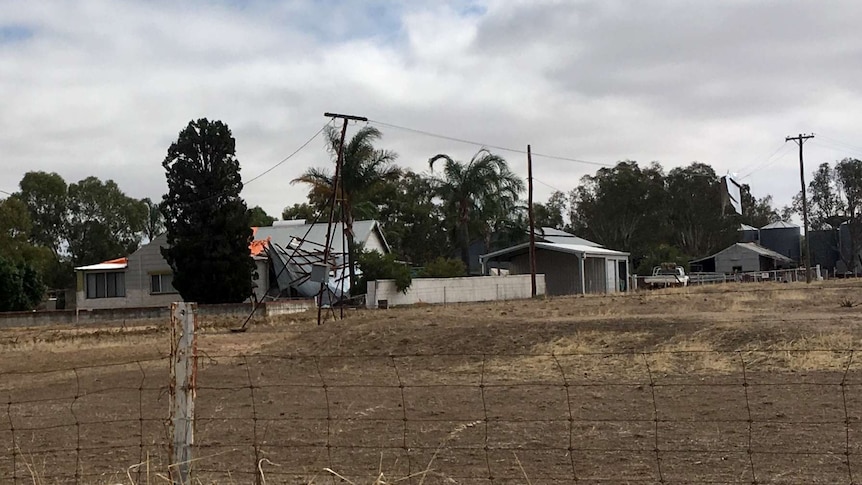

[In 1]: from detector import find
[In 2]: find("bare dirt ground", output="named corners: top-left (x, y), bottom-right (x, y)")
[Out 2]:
top-left (2, 280), bottom-right (862, 484)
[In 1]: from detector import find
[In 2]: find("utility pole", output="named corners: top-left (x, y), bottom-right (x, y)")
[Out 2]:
top-left (527, 145), bottom-right (537, 297)
top-left (318, 112), bottom-right (367, 325)
top-left (785, 133), bottom-right (815, 283)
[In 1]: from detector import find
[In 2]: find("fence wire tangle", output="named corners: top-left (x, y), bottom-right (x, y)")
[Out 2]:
top-left (2, 350), bottom-right (862, 484)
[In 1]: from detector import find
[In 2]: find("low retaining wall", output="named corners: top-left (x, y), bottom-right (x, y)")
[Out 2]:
top-left (0, 299), bottom-right (315, 328)
top-left (366, 275), bottom-right (545, 309)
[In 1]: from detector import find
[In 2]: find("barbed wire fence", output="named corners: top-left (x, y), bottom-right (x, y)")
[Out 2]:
top-left (2, 316), bottom-right (862, 483)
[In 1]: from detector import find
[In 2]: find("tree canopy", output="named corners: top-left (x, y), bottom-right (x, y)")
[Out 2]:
top-left (292, 125), bottom-right (400, 288)
top-left (0, 255), bottom-right (45, 311)
top-left (428, 149), bottom-right (524, 268)
top-left (160, 118), bottom-right (254, 304)
top-left (66, 176), bottom-right (148, 266)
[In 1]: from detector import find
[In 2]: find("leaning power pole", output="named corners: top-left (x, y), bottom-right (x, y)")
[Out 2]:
top-left (318, 112), bottom-right (367, 325)
top-left (785, 133), bottom-right (814, 283)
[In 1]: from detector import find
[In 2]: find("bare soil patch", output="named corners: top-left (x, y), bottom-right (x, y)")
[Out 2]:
top-left (2, 281), bottom-right (862, 484)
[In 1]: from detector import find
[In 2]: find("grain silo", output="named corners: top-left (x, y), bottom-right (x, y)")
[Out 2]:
top-left (838, 222), bottom-right (862, 274)
top-left (738, 224), bottom-right (759, 243)
top-left (759, 221), bottom-right (801, 263)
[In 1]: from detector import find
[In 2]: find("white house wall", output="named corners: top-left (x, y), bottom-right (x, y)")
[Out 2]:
top-left (367, 275), bottom-right (545, 308)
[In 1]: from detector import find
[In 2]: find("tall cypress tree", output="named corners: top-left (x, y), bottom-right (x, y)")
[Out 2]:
top-left (160, 119), bottom-right (253, 303)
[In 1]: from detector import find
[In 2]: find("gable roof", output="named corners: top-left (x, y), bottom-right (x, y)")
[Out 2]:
top-left (253, 220), bottom-right (390, 254)
top-left (690, 242), bottom-right (794, 264)
top-left (480, 241), bottom-right (629, 262)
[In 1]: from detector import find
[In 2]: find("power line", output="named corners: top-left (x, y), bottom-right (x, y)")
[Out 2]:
top-left (367, 119), bottom-right (614, 168)
top-left (739, 144), bottom-right (793, 180)
top-left (0, 189), bottom-right (12, 196)
top-left (171, 122), bottom-right (331, 208)
top-left (244, 121), bottom-right (332, 186)
top-left (809, 139), bottom-right (862, 160)
top-left (533, 177), bottom-right (567, 194)
top-left (816, 133), bottom-right (862, 154)
top-left (738, 143), bottom-right (793, 180)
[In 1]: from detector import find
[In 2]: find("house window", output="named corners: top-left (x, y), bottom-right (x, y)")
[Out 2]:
top-left (85, 272), bottom-right (125, 299)
top-left (150, 273), bottom-right (177, 294)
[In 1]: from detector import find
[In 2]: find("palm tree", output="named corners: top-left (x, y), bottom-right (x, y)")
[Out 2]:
top-left (291, 125), bottom-right (400, 291)
top-left (428, 149), bottom-right (525, 269)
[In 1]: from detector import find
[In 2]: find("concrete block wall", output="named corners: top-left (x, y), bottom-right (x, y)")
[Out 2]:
top-left (0, 299), bottom-right (315, 328)
top-left (366, 275), bottom-right (545, 308)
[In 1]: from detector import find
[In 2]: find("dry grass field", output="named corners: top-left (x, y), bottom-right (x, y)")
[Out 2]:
top-left (2, 280), bottom-right (862, 484)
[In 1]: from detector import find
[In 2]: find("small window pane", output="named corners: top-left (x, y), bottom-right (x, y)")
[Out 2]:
top-left (86, 274), bottom-right (97, 299)
top-left (107, 273), bottom-right (116, 298)
top-left (151, 275), bottom-right (161, 294)
top-left (116, 272), bottom-right (125, 297)
top-left (95, 273), bottom-right (106, 298)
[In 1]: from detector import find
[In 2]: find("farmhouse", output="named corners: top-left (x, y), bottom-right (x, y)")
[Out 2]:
top-left (689, 242), bottom-right (794, 274)
top-left (478, 228), bottom-right (630, 296)
top-left (74, 220), bottom-right (389, 310)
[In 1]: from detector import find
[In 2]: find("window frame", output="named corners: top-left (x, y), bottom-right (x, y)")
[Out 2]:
top-left (150, 273), bottom-right (178, 295)
top-left (84, 271), bottom-right (126, 299)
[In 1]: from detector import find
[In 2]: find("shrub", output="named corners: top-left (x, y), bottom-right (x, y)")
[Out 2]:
top-left (354, 250), bottom-right (412, 295)
top-left (420, 257), bottom-right (466, 278)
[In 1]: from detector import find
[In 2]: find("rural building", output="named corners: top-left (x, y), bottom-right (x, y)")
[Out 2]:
top-left (738, 224), bottom-right (759, 243)
top-left (809, 229), bottom-right (840, 275)
top-left (478, 230), bottom-right (630, 296)
top-left (689, 242), bottom-right (795, 274)
top-left (74, 220), bottom-right (388, 310)
top-left (759, 221), bottom-right (801, 263)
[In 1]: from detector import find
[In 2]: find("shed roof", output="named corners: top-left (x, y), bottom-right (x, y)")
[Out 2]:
top-left (254, 220), bottom-right (390, 254)
top-left (739, 224), bottom-right (759, 231)
top-left (535, 227), bottom-right (603, 247)
top-left (690, 242), bottom-right (794, 264)
top-left (761, 221), bottom-right (799, 230)
top-left (480, 241), bottom-right (629, 262)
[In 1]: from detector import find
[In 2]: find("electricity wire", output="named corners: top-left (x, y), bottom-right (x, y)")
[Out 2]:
top-left (171, 121), bottom-right (331, 208)
top-left (738, 143), bottom-right (793, 180)
top-left (367, 119), bottom-right (614, 168)
top-left (244, 121), bottom-right (332, 186)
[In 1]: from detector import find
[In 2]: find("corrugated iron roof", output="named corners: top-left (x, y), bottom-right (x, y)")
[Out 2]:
top-left (254, 220), bottom-right (389, 254)
top-left (480, 241), bottom-right (629, 262)
top-left (535, 227), bottom-right (603, 247)
top-left (739, 224), bottom-right (758, 231)
top-left (761, 220), bottom-right (799, 230)
top-left (690, 242), bottom-right (793, 264)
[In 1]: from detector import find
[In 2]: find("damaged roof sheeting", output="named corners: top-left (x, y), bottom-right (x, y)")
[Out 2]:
top-left (252, 220), bottom-right (388, 302)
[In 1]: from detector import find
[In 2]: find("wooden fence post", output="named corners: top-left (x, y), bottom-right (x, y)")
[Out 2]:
top-left (170, 302), bottom-right (197, 484)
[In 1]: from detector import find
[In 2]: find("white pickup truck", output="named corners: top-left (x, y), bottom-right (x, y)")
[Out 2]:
top-left (644, 265), bottom-right (690, 288)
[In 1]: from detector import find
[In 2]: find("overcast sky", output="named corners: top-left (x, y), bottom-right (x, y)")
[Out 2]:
top-left (3, 0), bottom-right (862, 220)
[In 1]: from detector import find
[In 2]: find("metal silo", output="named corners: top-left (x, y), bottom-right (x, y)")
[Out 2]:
top-left (738, 224), bottom-right (759, 243)
top-left (759, 221), bottom-right (801, 263)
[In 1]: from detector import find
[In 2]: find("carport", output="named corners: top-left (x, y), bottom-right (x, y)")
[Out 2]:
top-left (479, 242), bottom-right (630, 296)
